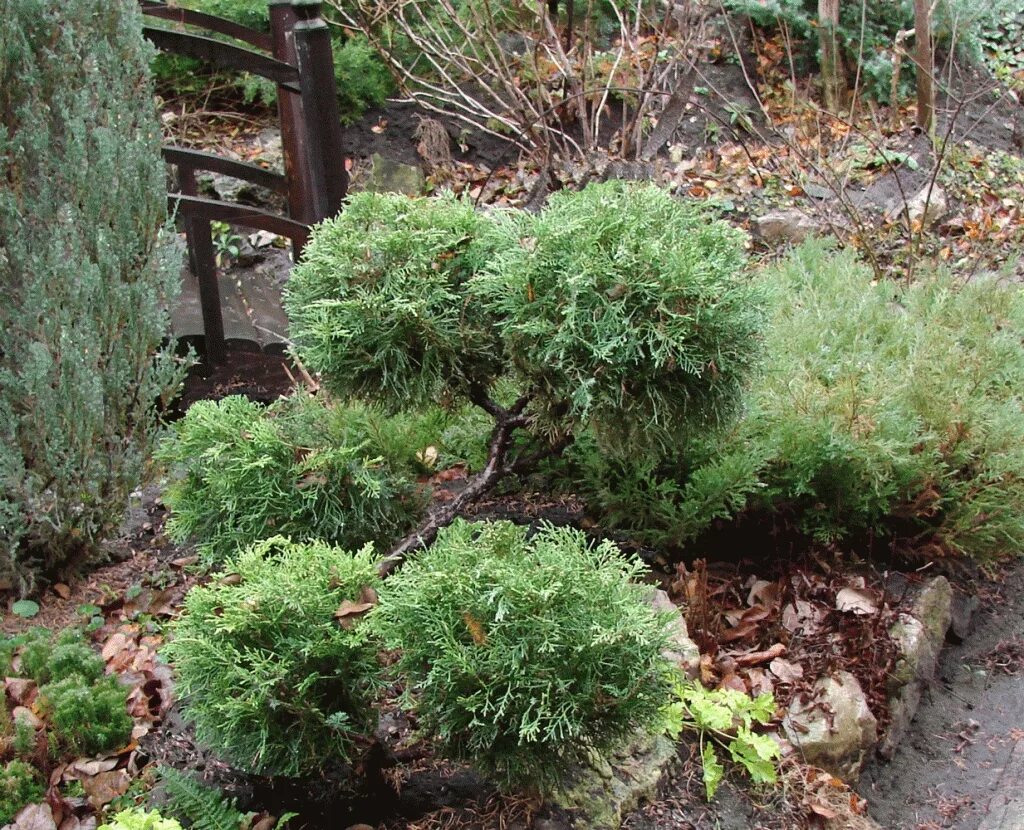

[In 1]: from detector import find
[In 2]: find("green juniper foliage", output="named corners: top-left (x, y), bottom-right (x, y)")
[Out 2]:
top-left (476, 182), bottom-right (759, 447)
top-left (0, 760), bottom-right (45, 825)
top-left (164, 537), bottom-right (383, 777)
top-left (285, 192), bottom-right (505, 411)
top-left (157, 395), bottom-right (425, 565)
top-left (288, 183), bottom-right (757, 452)
top-left (0, 0), bottom-right (183, 593)
top-left (571, 241), bottom-right (1024, 561)
top-left (372, 520), bottom-right (677, 793)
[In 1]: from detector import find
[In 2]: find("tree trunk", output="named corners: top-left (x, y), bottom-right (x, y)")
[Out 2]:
top-left (912, 0), bottom-right (935, 135)
top-left (818, 0), bottom-right (845, 112)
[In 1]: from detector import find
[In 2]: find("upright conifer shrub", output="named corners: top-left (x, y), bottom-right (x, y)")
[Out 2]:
top-left (0, 0), bottom-right (181, 592)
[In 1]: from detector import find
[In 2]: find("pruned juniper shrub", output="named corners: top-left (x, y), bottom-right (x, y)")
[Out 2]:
top-left (570, 241), bottom-right (1024, 562)
top-left (285, 182), bottom-right (757, 564)
top-left (285, 192), bottom-right (505, 412)
top-left (371, 519), bottom-right (678, 794)
top-left (162, 537), bottom-right (382, 777)
top-left (0, 0), bottom-right (183, 594)
top-left (156, 395), bottom-right (426, 566)
top-left (475, 182), bottom-right (758, 448)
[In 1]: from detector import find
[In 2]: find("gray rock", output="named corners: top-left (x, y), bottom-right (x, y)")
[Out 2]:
top-left (948, 587), bottom-right (980, 643)
top-left (753, 209), bottom-right (825, 244)
top-left (880, 576), bottom-right (952, 758)
top-left (254, 129), bottom-right (284, 173)
top-left (782, 670), bottom-right (878, 783)
top-left (650, 589), bottom-right (701, 680)
top-left (363, 153), bottom-right (425, 196)
top-left (886, 184), bottom-right (947, 227)
top-left (551, 730), bottom-right (679, 830)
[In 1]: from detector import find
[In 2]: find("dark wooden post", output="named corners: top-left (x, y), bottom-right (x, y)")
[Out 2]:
top-left (291, 0), bottom-right (347, 221)
top-left (269, 0), bottom-right (313, 255)
top-left (178, 165), bottom-right (227, 365)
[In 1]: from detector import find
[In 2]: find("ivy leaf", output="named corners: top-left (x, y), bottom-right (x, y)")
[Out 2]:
top-left (12, 600), bottom-right (39, 618)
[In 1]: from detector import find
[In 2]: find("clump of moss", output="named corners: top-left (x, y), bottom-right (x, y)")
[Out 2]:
top-left (0, 760), bottom-right (45, 824)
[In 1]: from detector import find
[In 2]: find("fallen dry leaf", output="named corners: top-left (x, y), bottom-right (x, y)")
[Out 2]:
top-left (80, 770), bottom-right (130, 809)
top-left (768, 657), bottom-right (804, 684)
top-left (171, 556), bottom-right (199, 569)
top-left (808, 801), bottom-right (838, 819)
top-left (67, 758), bottom-right (119, 778)
top-left (746, 579), bottom-right (781, 609)
top-left (334, 600), bottom-right (375, 629)
top-left (11, 803), bottom-right (57, 830)
top-left (5, 677), bottom-right (36, 705)
top-left (835, 587), bottom-right (878, 616)
top-left (101, 633), bottom-right (130, 663)
top-left (733, 643), bottom-right (787, 668)
top-left (718, 673), bottom-right (748, 692)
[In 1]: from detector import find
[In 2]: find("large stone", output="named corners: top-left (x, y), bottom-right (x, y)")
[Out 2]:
top-left (364, 153), bottom-right (425, 196)
top-left (551, 730), bottom-right (679, 830)
top-left (783, 670), bottom-right (878, 783)
top-left (948, 587), bottom-right (980, 643)
top-left (880, 576), bottom-right (952, 758)
top-left (753, 209), bottom-right (826, 244)
top-left (650, 589), bottom-right (701, 680)
top-left (886, 184), bottom-right (947, 227)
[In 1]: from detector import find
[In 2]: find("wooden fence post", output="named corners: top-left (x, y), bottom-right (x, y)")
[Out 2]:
top-left (269, 0), bottom-right (313, 255)
top-left (291, 0), bottom-right (347, 221)
top-left (178, 165), bottom-right (227, 364)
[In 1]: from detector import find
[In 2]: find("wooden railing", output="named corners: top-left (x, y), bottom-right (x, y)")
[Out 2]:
top-left (141, 0), bottom-right (347, 363)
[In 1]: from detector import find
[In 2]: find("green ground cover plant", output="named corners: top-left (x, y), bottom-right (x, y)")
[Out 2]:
top-left (98, 808), bottom-right (185, 830)
top-left (663, 683), bottom-right (780, 800)
top-left (39, 675), bottom-right (133, 757)
top-left (158, 767), bottom-right (251, 830)
top-left (372, 519), bottom-right (678, 793)
top-left (0, 0), bottom-right (182, 594)
top-left (0, 628), bottom-right (131, 765)
top-left (0, 760), bottom-right (45, 825)
top-left (571, 241), bottom-right (1024, 562)
top-left (163, 537), bottom-right (382, 777)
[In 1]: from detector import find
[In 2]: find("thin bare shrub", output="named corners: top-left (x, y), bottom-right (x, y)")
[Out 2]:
top-left (335, 0), bottom-right (713, 168)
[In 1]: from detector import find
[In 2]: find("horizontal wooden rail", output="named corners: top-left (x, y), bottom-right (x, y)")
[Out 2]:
top-left (162, 147), bottom-right (288, 195)
top-left (140, 1), bottom-right (273, 51)
top-left (169, 194), bottom-right (309, 241)
top-left (142, 27), bottom-right (300, 90)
